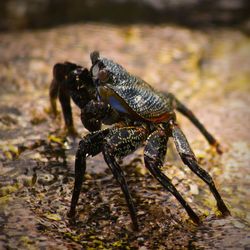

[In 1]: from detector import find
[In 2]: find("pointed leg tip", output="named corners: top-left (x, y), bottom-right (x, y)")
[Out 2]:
top-left (222, 209), bottom-right (231, 217)
top-left (131, 216), bottom-right (139, 231)
top-left (211, 141), bottom-right (223, 155)
top-left (218, 203), bottom-right (231, 217)
top-left (197, 218), bottom-right (202, 225)
top-left (66, 126), bottom-right (79, 138)
top-left (133, 224), bottom-right (139, 231)
top-left (192, 216), bottom-right (202, 225)
top-left (188, 210), bottom-right (201, 225)
top-left (131, 217), bottom-right (139, 231)
top-left (67, 209), bottom-right (76, 218)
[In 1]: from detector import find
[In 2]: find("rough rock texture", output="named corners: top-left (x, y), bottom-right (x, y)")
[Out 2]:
top-left (0, 23), bottom-right (250, 249)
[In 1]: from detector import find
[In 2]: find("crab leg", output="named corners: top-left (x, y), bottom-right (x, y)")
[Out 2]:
top-left (68, 129), bottom-right (110, 218)
top-left (102, 127), bottom-right (148, 230)
top-left (103, 152), bottom-right (139, 229)
top-left (176, 98), bottom-right (222, 152)
top-left (58, 85), bottom-right (74, 132)
top-left (164, 93), bottom-right (222, 153)
top-left (50, 62), bottom-right (81, 134)
top-left (49, 76), bottom-right (59, 117)
top-left (171, 122), bottom-right (230, 216)
top-left (144, 129), bottom-right (201, 224)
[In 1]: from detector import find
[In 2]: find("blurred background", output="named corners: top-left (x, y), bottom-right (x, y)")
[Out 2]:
top-left (1, 0), bottom-right (250, 31)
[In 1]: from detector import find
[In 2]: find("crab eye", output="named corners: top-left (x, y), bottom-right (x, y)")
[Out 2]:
top-left (92, 64), bottom-right (99, 79)
top-left (90, 51), bottom-right (100, 64)
top-left (98, 69), bottom-right (109, 82)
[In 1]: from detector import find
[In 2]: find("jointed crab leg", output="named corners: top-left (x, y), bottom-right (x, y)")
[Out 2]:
top-left (50, 62), bottom-right (81, 134)
top-left (182, 156), bottom-right (230, 216)
top-left (102, 126), bottom-right (149, 230)
top-left (165, 93), bottom-right (222, 153)
top-left (103, 151), bottom-right (139, 230)
top-left (58, 86), bottom-right (74, 131)
top-left (144, 129), bottom-right (201, 224)
top-left (68, 147), bottom-right (86, 218)
top-left (171, 123), bottom-right (230, 216)
top-left (68, 129), bottom-right (110, 218)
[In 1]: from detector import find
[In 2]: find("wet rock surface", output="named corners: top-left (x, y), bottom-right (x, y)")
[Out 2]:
top-left (0, 24), bottom-right (250, 249)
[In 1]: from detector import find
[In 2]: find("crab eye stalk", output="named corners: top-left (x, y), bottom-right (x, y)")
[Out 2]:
top-left (98, 69), bottom-right (109, 82)
top-left (90, 51), bottom-right (100, 64)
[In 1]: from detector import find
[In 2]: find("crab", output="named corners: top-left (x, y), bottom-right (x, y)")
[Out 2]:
top-left (49, 51), bottom-right (230, 230)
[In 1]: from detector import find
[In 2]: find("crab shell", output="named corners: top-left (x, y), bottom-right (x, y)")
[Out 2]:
top-left (91, 54), bottom-right (174, 123)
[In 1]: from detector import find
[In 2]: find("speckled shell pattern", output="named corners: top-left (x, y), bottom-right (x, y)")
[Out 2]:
top-left (99, 58), bottom-right (173, 122)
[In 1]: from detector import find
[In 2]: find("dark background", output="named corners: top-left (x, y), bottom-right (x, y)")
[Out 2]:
top-left (1, 0), bottom-right (250, 31)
